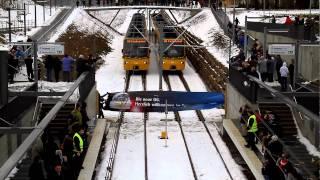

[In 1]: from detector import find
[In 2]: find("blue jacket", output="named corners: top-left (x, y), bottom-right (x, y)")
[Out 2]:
top-left (62, 56), bottom-right (74, 72)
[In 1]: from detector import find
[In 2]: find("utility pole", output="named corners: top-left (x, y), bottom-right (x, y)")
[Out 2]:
top-left (43, 3), bottom-right (45, 22)
top-left (159, 22), bottom-right (164, 91)
top-left (23, 3), bottom-right (26, 36)
top-left (33, 41), bottom-right (38, 90)
top-left (50, 0), bottom-right (52, 16)
top-left (34, 0), bottom-right (37, 28)
top-left (0, 51), bottom-right (8, 107)
top-left (8, 7), bottom-right (11, 42)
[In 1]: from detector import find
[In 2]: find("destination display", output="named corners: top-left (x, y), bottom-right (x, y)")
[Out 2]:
top-left (103, 91), bottom-right (224, 112)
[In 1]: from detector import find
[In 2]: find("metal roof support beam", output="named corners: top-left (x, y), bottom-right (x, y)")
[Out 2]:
top-left (0, 72), bottom-right (89, 180)
top-left (281, 92), bottom-right (320, 97)
top-left (9, 91), bottom-right (66, 97)
top-left (0, 127), bottom-right (35, 134)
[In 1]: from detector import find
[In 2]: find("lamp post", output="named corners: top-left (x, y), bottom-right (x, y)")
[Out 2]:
top-left (7, 6), bottom-right (11, 42)
top-left (34, 0), bottom-right (37, 28)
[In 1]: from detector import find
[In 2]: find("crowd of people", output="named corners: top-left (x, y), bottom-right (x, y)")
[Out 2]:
top-left (29, 102), bottom-right (90, 180)
top-left (7, 44), bottom-right (96, 84)
top-left (230, 36), bottom-right (294, 91)
top-left (239, 104), bottom-right (303, 180)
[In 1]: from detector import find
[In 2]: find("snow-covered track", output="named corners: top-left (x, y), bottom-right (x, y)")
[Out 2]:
top-left (142, 72), bottom-right (149, 180)
top-left (176, 72), bottom-right (234, 180)
top-left (163, 73), bottom-right (198, 180)
top-left (32, 7), bottom-right (74, 41)
top-left (105, 71), bottom-right (132, 180)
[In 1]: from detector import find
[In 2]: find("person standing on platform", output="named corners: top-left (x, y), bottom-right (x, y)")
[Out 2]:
top-left (288, 60), bottom-right (294, 87)
top-left (245, 110), bottom-right (258, 150)
top-left (45, 55), bottom-right (54, 82)
top-left (72, 125), bottom-right (85, 177)
top-left (280, 62), bottom-right (289, 91)
top-left (62, 54), bottom-right (74, 82)
top-left (24, 55), bottom-right (34, 81)
top-left (53, 56), bottom-right (62, 82)
top-left (275, 55), bottom-right (283, 82)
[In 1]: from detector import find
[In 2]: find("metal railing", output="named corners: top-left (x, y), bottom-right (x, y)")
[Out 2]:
top-left (0, 20), bottom-right (34, 33)
top-left (0, 71), bottom-right (95, 179)
top-left (229, 65), bottom-right (258, 102)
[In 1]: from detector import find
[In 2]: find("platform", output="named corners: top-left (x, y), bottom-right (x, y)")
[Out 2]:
top-left (223, 119), bottom-right (264, 180)
top-left (78, 119), bottom-right (110, 180)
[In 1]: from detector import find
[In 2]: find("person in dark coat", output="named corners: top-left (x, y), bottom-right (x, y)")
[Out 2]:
top-left (8, 48), bottom-right (18, 83)
top-left (275, 55), bottom-right (283, 82)
top-left (45, 55), bottom-right (54, 82)
top-left (29, 155), bottom-right (47, 180)
top-left (24, 55), bottom-right (34, 81)
top-left (76, 54), bottom-right (90, 78)
top-left (266, 57), bottom-right (275, 82)
top-left (53, 56), bottom-right (62, 82)
top-left (288, 60), bottom-right (294, 86)
top-left (98, 93), bottom-right (105, 118)
top-left (48, 163), bottom-right (65, 180)
top-left (267, 135), bottom-right (283, 159)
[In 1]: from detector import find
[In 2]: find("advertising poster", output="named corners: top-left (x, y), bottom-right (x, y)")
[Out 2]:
top-left (103, 91), bottom-right (224, 112)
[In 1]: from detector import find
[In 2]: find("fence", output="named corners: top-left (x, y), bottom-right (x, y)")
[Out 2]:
top-left (0, 20), bottom-right (34, 33)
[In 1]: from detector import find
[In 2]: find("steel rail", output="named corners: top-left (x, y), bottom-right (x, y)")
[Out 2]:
top-left (106, 71), bottom-right (131, 180)
top-left (163, 73), bottom-right (198, 180)
top-left (142, 72), bottom-right (149, 180)
top-left (177, 72), bottom-right (234, 180)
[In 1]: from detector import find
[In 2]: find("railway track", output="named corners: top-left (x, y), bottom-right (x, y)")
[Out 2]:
top-left (105, 71), bottom-right (132, 180)
top-left (163, 73), bottom-right (198, 180)
top-left (177, 72), bottom-right (233, 180)
top-left (163, 72), bottom-right (233, 180)
top-left (141, 72), bottom-right (149, 180)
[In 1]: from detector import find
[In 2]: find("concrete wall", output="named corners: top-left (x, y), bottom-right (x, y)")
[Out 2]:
top-left (0, 104), bottom-right (35, 166)
top-left (225, 83), bottom-right (258, 120)
top-left (298, 45), bottom-right (320, 82)
top-left (247, 30), bottom-right (296, 63)
top-left (85, 84), bottom-right (97, 121)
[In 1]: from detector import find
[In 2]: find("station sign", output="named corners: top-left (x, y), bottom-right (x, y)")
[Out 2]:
top-left (38, 44), bottom-right (64, 55)
top-left (268, 44), bottom-right (295, 55)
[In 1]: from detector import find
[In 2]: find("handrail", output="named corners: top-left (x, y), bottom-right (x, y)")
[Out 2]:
top-left (0, 72), bottom-right (90, 180)
top-left (0, 117), bottom-right (14, 126)
top-left (247, 75), bottom-right (319, 122)
top-left (31, 97), bottom-right (41, 125)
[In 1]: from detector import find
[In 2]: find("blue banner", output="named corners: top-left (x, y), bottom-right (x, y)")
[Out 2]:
top-left (103, 91), bottom-right (224, 112)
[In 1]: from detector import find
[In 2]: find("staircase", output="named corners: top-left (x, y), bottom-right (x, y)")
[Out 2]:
top-left (259, 103), bottom-right (297, 137)
top-left (9, 157), bottom-right (32, 180)
top-left (39, 103), bottom-right (75, 141)
top-left (9, 103), bottom-right (75, 180)
top-left (259, 102), bottom-right (318, 179)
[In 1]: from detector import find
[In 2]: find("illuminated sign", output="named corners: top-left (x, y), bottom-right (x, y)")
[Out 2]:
top-left (127, 39), bottom-right (146, 43)
top-left (163, 39), bottom-right (183, 43)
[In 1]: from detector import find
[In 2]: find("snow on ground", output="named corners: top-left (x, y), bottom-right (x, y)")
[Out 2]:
top-left (182, 60), bottom-right (245, 178)
top-left (112, 74), bottom-right (145, 179)
top-left (181, 8), bottom-right (238, 67)
top-left (168, 73), bottom-right (235, 179)
top-left (147, 113), bottom-right (194, 180)
top-left (226, 8), bottom-right (320, 27)
top-left (1, 0), bottom-right (59, 43)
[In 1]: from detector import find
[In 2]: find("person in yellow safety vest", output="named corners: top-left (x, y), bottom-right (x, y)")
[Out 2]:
top-left (245, 110), bottom-right (258, 150)
top-left (72, 125), bottom-right (85, 177)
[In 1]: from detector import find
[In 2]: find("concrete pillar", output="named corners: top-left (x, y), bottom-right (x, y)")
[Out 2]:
top-left (0, 50), bottom-right (8, 107)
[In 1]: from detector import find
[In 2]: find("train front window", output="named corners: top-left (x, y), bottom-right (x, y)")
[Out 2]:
top-left (124, 42), bottom-right (148, 57)
top-left (163, 43), bottom-right (184, 57)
